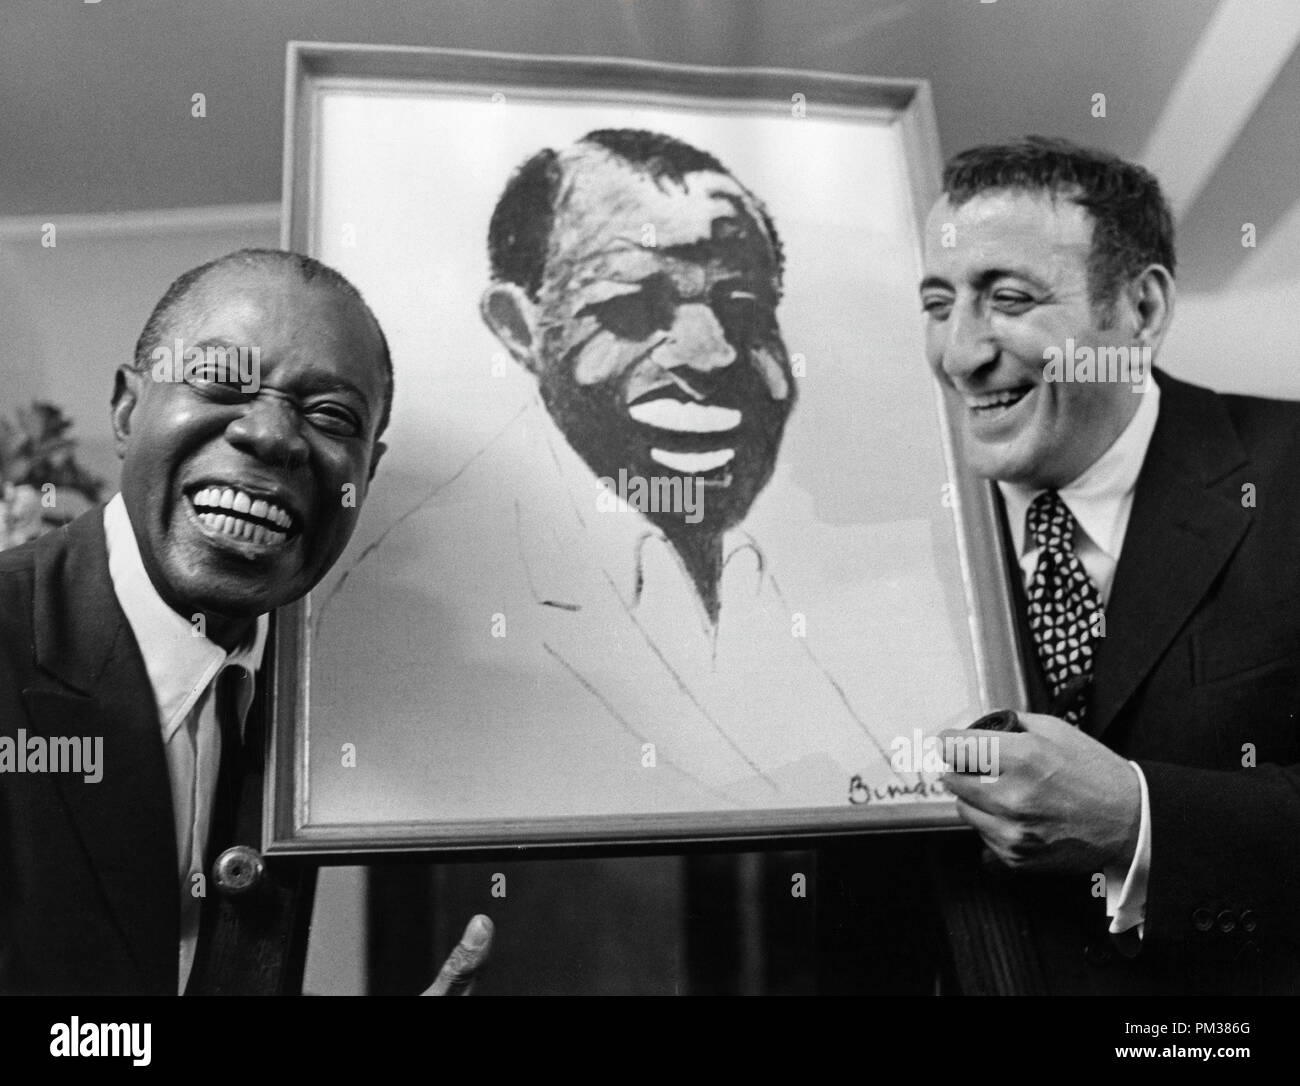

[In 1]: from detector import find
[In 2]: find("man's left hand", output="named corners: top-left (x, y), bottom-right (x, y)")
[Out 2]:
top-left (941, 712), bottom-right (1141, 875)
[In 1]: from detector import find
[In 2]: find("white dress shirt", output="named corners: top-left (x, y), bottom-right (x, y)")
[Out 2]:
top-left (996, 376), bottom-right (1160, 937)
top-left (103, 494), bottom-right (268, 992)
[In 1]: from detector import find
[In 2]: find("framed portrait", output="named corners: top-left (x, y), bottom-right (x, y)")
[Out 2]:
top-left (266, 41), bottom-right (1025, 854)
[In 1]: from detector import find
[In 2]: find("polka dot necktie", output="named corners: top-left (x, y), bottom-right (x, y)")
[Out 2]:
top-left (1025, 490), bottom-right (1102, 726)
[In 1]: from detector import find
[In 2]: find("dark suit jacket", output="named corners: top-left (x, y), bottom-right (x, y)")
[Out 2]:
top-left (993, 369), bottom-right (1300, 995)
top-left (0, 507), bottom-right (179, 994)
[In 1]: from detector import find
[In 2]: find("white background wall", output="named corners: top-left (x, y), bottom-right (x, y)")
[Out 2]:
top-left (0, 209), bottom-right (278, 487)
top-left (1160, 199), bottom-right (1300, 399)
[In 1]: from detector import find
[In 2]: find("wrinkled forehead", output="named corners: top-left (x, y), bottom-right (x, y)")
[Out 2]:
top-left (166, 264), bottom-right (387, 399)
top-left (923, 189), bottom-right (1095, 281)
top-left (545, 150), bottom-right (776, 284)
top-left (177, 265), bottom-right (372, 344)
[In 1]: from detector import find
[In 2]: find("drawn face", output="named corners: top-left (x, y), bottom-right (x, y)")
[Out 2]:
top-left (113, 264), bottom-right (388, 638)
top-left (533, 159), bottom-right (794, 534)
top-left (920, 190), bottom-right (1142, 489)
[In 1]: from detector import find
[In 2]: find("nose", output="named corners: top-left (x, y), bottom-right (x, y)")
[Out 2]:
top-left (936, 297), bottom-right (998, 383)
top-left (662, 302), bottom-right (737, 374)
top-left (224, 394), bottom-right (309, 470)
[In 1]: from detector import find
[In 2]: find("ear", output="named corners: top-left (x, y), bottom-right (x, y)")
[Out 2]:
top-left (110, 365), bottom-right (143, 460)
top-left (480, 283), bottom-right (542, 376)
top-left (1127, 264), bottom-right (1175, 359)
top-left (366, 439), bottom-right (388, 484)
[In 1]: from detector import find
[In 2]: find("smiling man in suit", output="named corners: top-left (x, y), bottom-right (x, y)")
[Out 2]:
top-left (0, 249), bottom-right (491, 995)
top-left (921, 136), bottom-right (1300, 995)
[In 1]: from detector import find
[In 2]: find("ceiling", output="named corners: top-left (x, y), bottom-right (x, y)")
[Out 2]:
top-left (2, 0), bottom-right (1296, 292)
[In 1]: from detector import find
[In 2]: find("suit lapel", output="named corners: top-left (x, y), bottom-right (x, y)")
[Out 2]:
top-left (1088, 372), bottom-right (1251, 740)
top-left (25, 509), bottom-right (179, 989)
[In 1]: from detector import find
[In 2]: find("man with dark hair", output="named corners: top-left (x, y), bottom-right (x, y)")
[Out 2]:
top-left (941, 135), bottom-right (1175, 326)
top-left (0, 249), bottom-right (490, 994)
top-left (923, 136), bottom-right (1300, 994)
top-left (482, 127), bottom-right (793, 622)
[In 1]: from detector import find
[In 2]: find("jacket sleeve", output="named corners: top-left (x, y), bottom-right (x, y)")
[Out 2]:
top-left (1138, 758), bottom-right (1300, 947)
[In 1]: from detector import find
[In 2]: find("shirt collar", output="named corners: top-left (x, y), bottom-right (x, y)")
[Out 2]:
top-left (998, 373), bottom-right (1162, 560)
top-left (526, 395), bottom-right (766, 605)
top-left (104, 493), bottom-right (268, 741)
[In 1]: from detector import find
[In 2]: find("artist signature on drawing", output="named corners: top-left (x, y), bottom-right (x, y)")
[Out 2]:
top-left (848, 775), bottom-right (948, 805)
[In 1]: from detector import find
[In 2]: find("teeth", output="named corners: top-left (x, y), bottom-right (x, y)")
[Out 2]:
top-left (966, 388), bottom-right (1029, 409)
top-left (649, 448), bottom-right (736, 473)
top-left (628, 401), bottom-right (742, 433)
top-left (196, 510), bottom-right (288, 547)
top-left (191, 485), bottom-right (294, 536)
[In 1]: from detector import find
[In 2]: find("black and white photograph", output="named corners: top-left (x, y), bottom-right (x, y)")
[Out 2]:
top-left (1, 0), bottom-right (1297, 1051)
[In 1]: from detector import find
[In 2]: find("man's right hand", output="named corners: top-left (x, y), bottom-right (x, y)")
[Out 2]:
top-left (421, 914), bottom-right (494, 996)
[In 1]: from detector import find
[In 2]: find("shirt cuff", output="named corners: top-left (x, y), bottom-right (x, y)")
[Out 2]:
top-left (1104, 760), bottom-right (1151, 937)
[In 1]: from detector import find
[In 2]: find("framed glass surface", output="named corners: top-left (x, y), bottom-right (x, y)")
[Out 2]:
top-left (266, 42), bottom-right (1025, 854)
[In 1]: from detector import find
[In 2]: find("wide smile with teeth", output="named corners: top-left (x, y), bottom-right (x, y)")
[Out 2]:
top-left (628, 400), bottom-right (742, 433)
top-left (965, 387), bottom-right (1032, 413)
top-left (649, 448), bottom-right (736, 474)
top-left (189, 485), bottom-right (295, 547)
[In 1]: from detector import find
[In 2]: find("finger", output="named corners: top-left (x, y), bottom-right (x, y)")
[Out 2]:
top-left (942, 758), bottom-right (1015, 813)
top-left (1010, 711), bottom-right (1073, 737)
top-left (939, 728), bottom-right (1023, 768)
top-left (954, 801), bottom-right (1019, 867)
top-left (422, 914), bottom-right (494, 997)
top-left (953, 796), bottom-right (1012, 846)
top-left (943, 768), bottom-right (997, 805)
top-left (956, 799), bottom-right (1046, 871)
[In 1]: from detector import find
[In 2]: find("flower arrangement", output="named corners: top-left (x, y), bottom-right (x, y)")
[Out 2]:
top-left (0, 402), bottom-right (105, 550)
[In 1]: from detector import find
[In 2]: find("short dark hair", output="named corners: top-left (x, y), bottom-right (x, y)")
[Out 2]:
top-left (487, 128), bottom-right (785, 301)
top-left (132, 248), bottom-right (394, 438)
top-left (942, 136), bottom-right (1175, 323)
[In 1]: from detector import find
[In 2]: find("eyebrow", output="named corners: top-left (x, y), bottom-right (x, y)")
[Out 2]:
top-left (288, 374), bottom-right (372, 403)
top-left (189, 336), bottom-right (250, 351)
top-left (918, 267), bottom-right (1051, 292)
top-left (189, 337), bottom-right (373, 402)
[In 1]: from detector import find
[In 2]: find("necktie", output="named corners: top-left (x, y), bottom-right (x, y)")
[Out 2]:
top-left (186, 665), bottom-right (257, 994)
top-left (1025, 490), bottom-right (1102, 725)
top-left (206, 665), bottom-right (252, 874)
